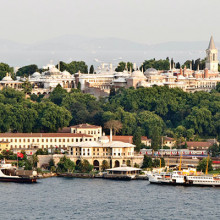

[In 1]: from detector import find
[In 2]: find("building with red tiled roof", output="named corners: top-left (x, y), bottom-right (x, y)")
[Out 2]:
top-left (0, 133), bottom-right (95, 151)
top-left (163, 136), bottom-right (176, 148)
top-left (186, 141), bottom-right (213, 150)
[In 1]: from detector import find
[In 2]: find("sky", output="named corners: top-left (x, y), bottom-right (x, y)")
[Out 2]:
top-left (0, 0), bottom-right (219, 44)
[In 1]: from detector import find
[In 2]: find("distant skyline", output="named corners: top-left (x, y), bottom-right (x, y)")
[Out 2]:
top-left (0, 0), bottom-right (219, 45)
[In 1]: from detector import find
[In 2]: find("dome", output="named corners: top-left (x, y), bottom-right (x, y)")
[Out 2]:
top-left (98, 135), bottom-right (109, 144)
top-left (62, 70), bottom-right (71, 77)
top-left (131, 70), bottom-right (146, 78)
top-left (49, 67), bottom-right (60, 73)
top-left (32, 72), bottom-right (41, 77)
top-left (1, 73), bottom-right (13, 81)
top-left (144, 68), bottom-right (158, 76)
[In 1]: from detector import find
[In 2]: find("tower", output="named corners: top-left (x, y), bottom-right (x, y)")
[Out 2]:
top-left (205, 36), bottom-right (218, 72)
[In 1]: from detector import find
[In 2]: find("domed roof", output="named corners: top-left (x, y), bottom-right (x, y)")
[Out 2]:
top-left (144, 68), bottom-right (158, 76)
top-left (49, 67), bottom-right (60, 73)
top-left (32, 72), bottom-right (41, 77)
top-left (131, 70), bottom-right (146, 78)
top-left (99, 135), bottom-right (109, 143)
top-left (1, 73), bottom-right (13, 81)
top-left (62, 70), bottom-right (71, 77)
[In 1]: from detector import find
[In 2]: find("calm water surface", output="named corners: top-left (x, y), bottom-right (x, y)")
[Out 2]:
top-left (0, 177), bottom-right (219, 220)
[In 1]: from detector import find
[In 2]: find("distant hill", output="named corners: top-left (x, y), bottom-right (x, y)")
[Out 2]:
top-left (0, 35), bottom-right (216, 68)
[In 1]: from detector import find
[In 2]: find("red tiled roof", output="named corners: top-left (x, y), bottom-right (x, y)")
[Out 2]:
top-left (0, 133), bottom-right (93, 138)
top-left (141, 136), bottom-right (151, 141)
top-left (164, 137), bottom-right (174, 141)
top-left (70, 124), bottom-right (101, 129)
top-left (186, 142), bottom-right (213, 148)
top-left (107, 136), bottom-right (133, 144)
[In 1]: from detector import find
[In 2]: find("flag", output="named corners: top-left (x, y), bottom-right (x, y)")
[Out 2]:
top-left (17, 152), bottom-right (24, 159)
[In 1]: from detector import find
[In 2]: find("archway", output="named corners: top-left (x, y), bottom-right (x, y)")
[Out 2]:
top-left (93, 160), bottom-right (100, 170)
top-left (76, 160), bottom-right (81, 166)
top-left (126, 160), bottom-right (131, 167)
top-left (114, 160), bottom-right (120, 168)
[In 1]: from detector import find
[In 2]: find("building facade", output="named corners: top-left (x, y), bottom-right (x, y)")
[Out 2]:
top-left (68, 135), bottom-right (143, 170)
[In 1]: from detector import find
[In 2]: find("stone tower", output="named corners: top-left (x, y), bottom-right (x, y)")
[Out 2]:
top-left (205, 36), bottom-right (218, 72)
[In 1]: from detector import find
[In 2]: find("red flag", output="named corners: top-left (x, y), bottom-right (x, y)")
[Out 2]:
top-left (17, 152), bottom-right (24, 159)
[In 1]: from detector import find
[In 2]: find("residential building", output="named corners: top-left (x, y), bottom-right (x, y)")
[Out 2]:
top-left (163, 137), bottom-right (176, 148)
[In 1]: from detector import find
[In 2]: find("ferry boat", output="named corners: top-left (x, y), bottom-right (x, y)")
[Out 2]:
top-left (149, 170), bottom-right (220, 187)
top-left (0, 160), bottom-right (37, 183)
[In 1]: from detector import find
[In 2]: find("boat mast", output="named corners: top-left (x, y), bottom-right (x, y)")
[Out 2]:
top-left (205, 154), bottom-right (209, 175)
top-left (179, 152), bottom-right (182, 171)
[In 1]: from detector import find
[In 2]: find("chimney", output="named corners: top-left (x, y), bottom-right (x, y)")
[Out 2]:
top-left (110, 129), bottom-right (112, 142)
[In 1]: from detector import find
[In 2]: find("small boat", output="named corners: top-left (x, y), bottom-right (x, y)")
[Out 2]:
top-left (0, 160), bottom-right (37, 183)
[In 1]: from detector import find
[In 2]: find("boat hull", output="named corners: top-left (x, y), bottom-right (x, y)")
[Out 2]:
top-left (149, 181), bottom-right (220, 187)
top-left (0, 177), bottom-right (37, 183)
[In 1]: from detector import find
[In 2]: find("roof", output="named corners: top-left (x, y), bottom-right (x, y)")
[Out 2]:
top-left (107, 136), bottom-right (133, 144)
top-left (141, 136), bottom-right (151, 141)
top-left (70, 140), bottom-right (135, 148)
top-left (57, 127), bottom-right (71, 133)
top-left (208, 36), bottom-right (216, 50)
top-left (106, 166), bottom-right (141, 171)
top-left (0, 133), bottom-right (93, 138)
top-left (164, 137), bottom-right (175, 141)
top-left (186, 142), bottom-right (213, 148)
top-left (70, 124), bottom-right (101, 129)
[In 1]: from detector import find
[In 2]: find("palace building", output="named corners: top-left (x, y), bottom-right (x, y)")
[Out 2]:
top-left (68, 135), bottom-right (143, 170)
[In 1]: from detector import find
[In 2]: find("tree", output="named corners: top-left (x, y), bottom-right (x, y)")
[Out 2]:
top-left (0, 63), bottom-right (14, 80)
top-left (16, 64), bottom-right (38, 77)
top-left (101, 160), bottom-right (110, 171)
top-left (31, 154), bottom-right (39, 168)
top-left (76, 160), bottom-right (93, 173)
top-left (49, 84), bottom-right (68, 106)
top-left (22, 80), bottom-right (32, 94)
top-left (142, 156), bottom-right (153, 168)
top-left (115, 62), bottom-right (133, 72)
top-left (89, 65), bottom-right (94, 74)
top-left (104, 120), bottom-right (122, 136)
top-left (58, 61), bottom-right (88, 74)
top-left (209, 144), bottom-right (220, 157)
top-left (133, 127), bottom-right (142, 152)
top-left (197, 158), bottom-right (213, 172)
top-left (57, 156), bottom-right (75, 173)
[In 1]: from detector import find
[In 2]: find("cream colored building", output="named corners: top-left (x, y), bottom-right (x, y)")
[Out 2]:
top-left (0, 133), bottom-right (94, 151)
top-left (70, 124), bottom-right (102, 140)
top-left (68, 135), bottom-right (143, 170)
top-left (0, 141), bottom-right (10, 153)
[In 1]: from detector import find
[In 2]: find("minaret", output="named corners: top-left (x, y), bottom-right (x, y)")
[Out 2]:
top-left (205, 36), bottom-right (219, 72)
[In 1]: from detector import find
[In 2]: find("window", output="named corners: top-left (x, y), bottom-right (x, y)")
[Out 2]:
top-left (42, 139), bottom-right (44, 142)
top-left (23, 139), bottom-right (26, 143)
top-left (46, 139), bottom-right (48, 142)
top-left (37, 139), bottom-right (39, 142)
top-left (63, 139), bottom-right (65, 142)
top-left (76, 139), bottom-right (78, 142)
top-left (54, 139), bottom-right (57, 142)
top-left (59, 139), bottom-right (61, 142)
top-left (50, 139), bottom-right (53, 142)
top-left (67, 139), bottom-right (69, 142)
top-left (19, 139), bottom-right (21, 142)
top-left (32, 139), bottom-right (35, 142)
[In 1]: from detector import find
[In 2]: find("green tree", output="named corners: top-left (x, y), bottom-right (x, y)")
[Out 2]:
top-left (22, 80), bottom-right (32, 94)
top-left (57, 156), bottom-right (75, 173)
top-left (59, 61), bottom-right (88, 74)
top-left (209, 144), bottom-right (220, 157)
top-left (133, 127), bottom-right (142, 152)
top-left (197, 158), bottom-right (213, 172)
top-left (16, 64), bottom-right (38, 77)
top-left (115, 62), bottom-right (133, 72)
top-left (0, 63), bottom-right (14, 80)
top-left (142, 156), bottom-right (153, 168)
top-left (89, 65), bottom-right (94, 74)
top-left (76, 160), bottom-right (93, 173)
top-left (101, 160), bottom-right (110, 171)
top-left (49, 84), bottom-right (68, 106)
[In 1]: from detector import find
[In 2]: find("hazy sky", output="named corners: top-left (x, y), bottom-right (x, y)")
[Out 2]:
top-left (0, 0), bottom-right (219, 44)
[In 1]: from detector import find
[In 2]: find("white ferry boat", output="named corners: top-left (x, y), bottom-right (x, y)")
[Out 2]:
top-left (149, 170), bottom-right (220, 187)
